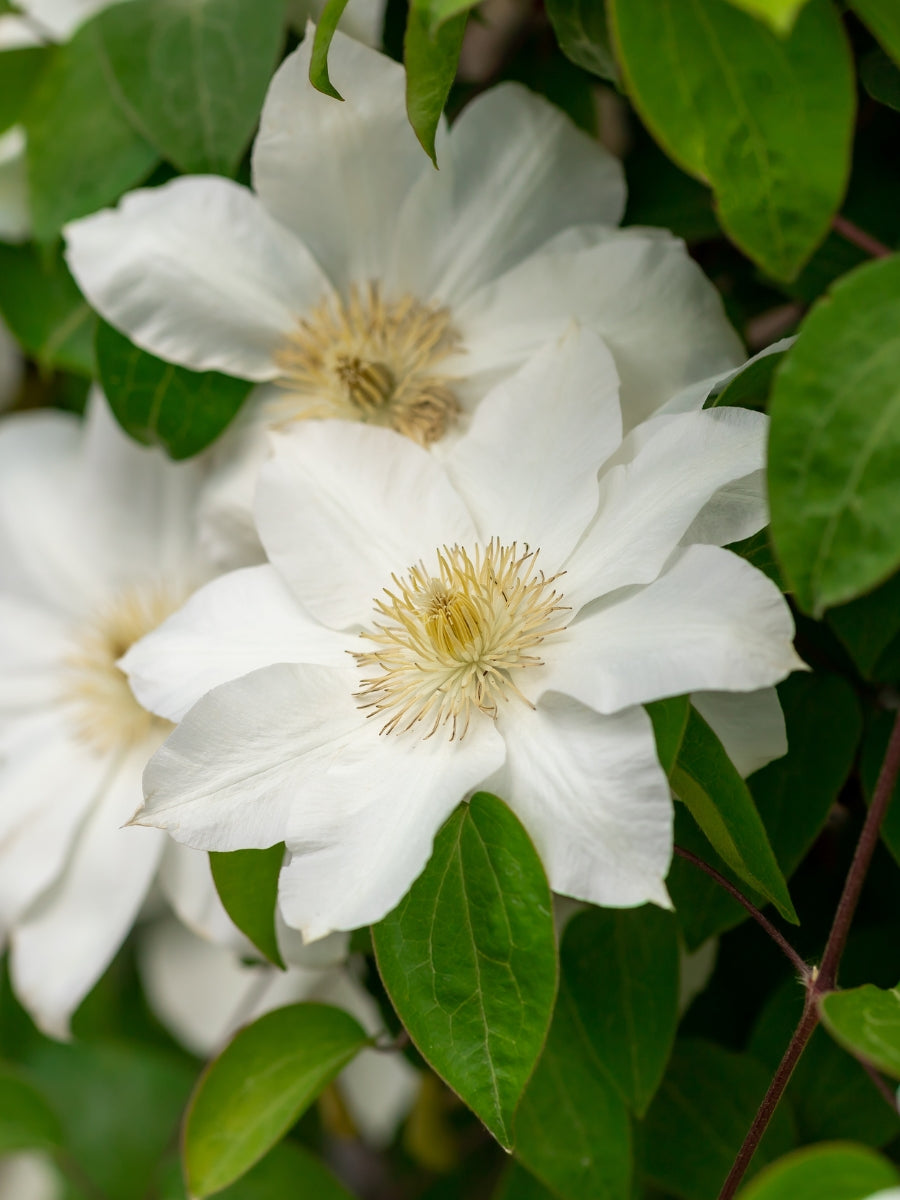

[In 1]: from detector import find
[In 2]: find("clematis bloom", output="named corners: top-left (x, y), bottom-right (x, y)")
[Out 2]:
top-left (126, 330), bottom-right (802, 942)
top-left (64, 28), bottom-right (743, 564)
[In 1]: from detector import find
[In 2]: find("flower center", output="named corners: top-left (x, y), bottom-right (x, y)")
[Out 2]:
top-left (355, 540), bottom-right (568, 740)
top-left (272, 283), bottom-right (462, 445)
top-left (61, 583), bottom-right (186, 754)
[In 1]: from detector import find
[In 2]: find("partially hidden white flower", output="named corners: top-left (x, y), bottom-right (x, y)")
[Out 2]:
top-left (139, 912), bottom-right (418, 1146)
top-left (0, 1153), bottom-right (63, 1200)
top-left (64, 28), bottom-right (743, 567)
top-left (8, 0), bottom-right (125, 41)
top-left (287, 0), bottom-right (385, 47)
top-left (0, 390), bottom-right (216, 1037)
top-left (126, 328), bottom-right (802, 943)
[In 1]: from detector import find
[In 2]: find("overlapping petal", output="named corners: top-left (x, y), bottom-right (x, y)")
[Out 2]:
top-left (65, 177), bottom-right (331, 378)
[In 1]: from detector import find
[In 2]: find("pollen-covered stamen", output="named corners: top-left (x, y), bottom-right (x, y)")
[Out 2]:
top-left (271, 282), bottom-right (462, 446)
top-left (61, 583), bottom-right (186, 753)
top-left (355, 540), bottom-right (568, 741)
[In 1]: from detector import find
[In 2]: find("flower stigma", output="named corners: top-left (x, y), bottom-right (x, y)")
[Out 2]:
top-left (272, 283), bottom-right (462, 445)
top-left (355, 540), bottom-right (568, 740)
top-left (61, 583), bottom-right (187, 753)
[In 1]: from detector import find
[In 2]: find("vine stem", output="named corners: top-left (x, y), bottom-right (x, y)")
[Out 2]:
top-left (832, 214), bottom-right (893, 259)
top-left (718, 709), bottom-right (900, 1200)
top-left (673, 845), bottom-right (808, 976)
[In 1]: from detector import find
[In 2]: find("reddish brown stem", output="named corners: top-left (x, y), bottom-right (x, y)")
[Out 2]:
top-left (674, 845), bottom-right (809, 976)
top-left (832, 214), bottom-right (893, 259)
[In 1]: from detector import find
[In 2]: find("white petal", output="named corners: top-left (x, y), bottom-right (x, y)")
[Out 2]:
top-left (311, 967), bottom-right (419, 1146)
top-left (388, 83), bottom-right (625, 304)
top-left (139, 663), bottom-right (368, 851)
top-left (0, 1152), bottom-right (64, 1200)
top-left (122, 565), bottom-right (352, 723)
top-left (278, 710), bottom-right (504, 940)
top-left (157, 841), bottom-right (246, 950)
top-left (0, 409), bottom-right (98, 611)
top-left (65, 176), bottom-right (331, 379)
top-left (565, 407), bottom-right (768, 609)
top-left (290, 0), bottom-right (385, 46)
top-left (138, 916), bottom-right (322, 1057)
top-left (494, 697), bottom-right (672, 909)
top-left (457, 228), bottom-right (744, 430)
top-left (442, 327), bottom-right (621, 565)
top-left (252, 30), bottom-right (427, 289)
top-left (15, 0), bottom-right (125, 39)
top-left (197, 401), bottom-right (274, 570)
top-left (256, 422), bottom-right (477, 630)
top-left (10, 744), bottom-right (166, 1038)
top-left (691, 687), bottom-right (787, 778)
top-left (0, 715), bottom-right (111, 929)
top-left (0, 597), bottom-right (71, 715)
top-left (541, 545), bottom-right (803, 714)
top-left (0, 17), bottom-right (45, 49)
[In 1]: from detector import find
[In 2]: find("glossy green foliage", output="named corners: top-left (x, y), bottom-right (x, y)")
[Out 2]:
top-left (404, 7), bottom-right (466, 162)
top-left (852, 0), bottom-right (900, 67)
top-left (0, 243), bottom-right (94, 375)
top-left (861, 710), bottom-right (900, 868)
top-left (670, 673), bottom-right (861, 948)
top-left (95, 321), bottom-right (252, 459)
top-left (514, 980), bottom-right (632, 1200)
top-left (544, 0), bottom-right (619, 82)
top-left (828, 569), bottom-right (900, 681)
top-left (861, 49), bottom-right (900, 114)
top-left (23, 17), bottom-right (158, 241)
top-left (373, 793), bottom-right (557, 1149)
top-left (209, 844), bottom-right (286, 969)
top-left (28, 1041), bottom-right (193, 1200)
top-left (722, 0), bottom-right (810, 32)
top-left (94, 0), bottom-right (285, 174)
top-left (609, 0), bottom-right (854, 280)
top-left (309, 0), bottom-right (352, 99)
top-left (705, 347), bottom-right (787, 412)
top-left (561, 906), bottom-right (679, 1115)
top-left (638, 1040), bottom-right (796, 1198)
top-left (411, 0), bottom-right (480, 35)
top-left (671, 706), bottom-right (796, 922)
top-left (183, 1003), bottom-right (369, 1196)
top-left (770, 257), bottom-right (900, 615)
top-left (0, 46), bottom-right (48, 135)
top-left (646, 695), bottom-right (690, 777)
top-left (820, 983), bottom-right (900, 1080)
top-left (736, 1142), bottom-right (900, 1200)
top-left (0, 1065), bottom-right (63, 1154)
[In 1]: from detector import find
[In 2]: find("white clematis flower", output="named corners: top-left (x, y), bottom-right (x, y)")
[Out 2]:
top-left (0, 390), bottom-right (216, 1037)
top-left (127, 329), bottom-right (802, 942)
top-left (139, 915), bottom-right (418, 1146)
top-left (64, 29), bottom-right (743, 565)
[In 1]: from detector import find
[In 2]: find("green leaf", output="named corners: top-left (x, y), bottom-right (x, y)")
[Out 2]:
top-left (861, 48), bottom-right (900, 114)
top-left (513, 980), bottom-right (631, 1200)
top-left (704, 347), bottom-right (788, 412)
top-left (769, 256), bottom-right (900, 616)
top-left (411, 0), bottom-right (480, 36)
top-left (95, 321), bottom-right (252, 459)
top-left (851, 0), bottom-right (900, 68)
top-left (750, 978), bottom-right (900, 1149)
top-left (820, 984), bottom-right (900, 1081)
top-left (561, 906), bottom-right (679, 1116)
top-left (94, 0), bottom-right (285, 175)
top-left (183, 1002), bottom-right (369, 1197)
top-left (373, 793), bottom-right (557, 1149)
top-left (28, 1041), bottom-right (192, 1200)
top-left (645, 695), bottom-right (690, 777)
top-left (217, 1142), bottom-right (356, 1200)
top-left (671, 706), bottom-right (797, 923)
top-left (0, 242), bottom-right (94, 375)
top-left (608, 0), bottom-right (854, 281)
top-left (545, 0), bottom-right (619, 83)
top-left (309, 0), bottom-right (351, 100)
top-left (861, 710), bottom-right (900, 868)
top-left (0, 1066), bottom-right (63, 1154)
top-left (721, 0), bottom-right (810, 34)
top-left (735, 1143), bottom-right (900, 1200)
top-left (727, 528), bottom-right (785, 590)
top-left (670, 673), bottom-right (859, 948)
top-left (404, 7), bottom-right (466, 163)
top-left (23, 19), bottom-right (158, 242)
top-left (209, 845), bottom-right (286, 970)
top-left (0, 46), bottom-right (48, 136)
top-left (494, 1164), bottom-right (559, 1200)
top-left (638, 1040), bottom-right (796, 1199)
top-left (828, 570), bottom-right (900, 680)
